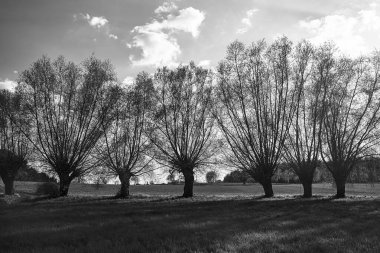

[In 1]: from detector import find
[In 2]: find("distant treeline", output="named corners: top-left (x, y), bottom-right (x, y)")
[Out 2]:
top-left (224, 159), bottom-right (380, 184)
top-left (15, 166), bottom-right (57, 183)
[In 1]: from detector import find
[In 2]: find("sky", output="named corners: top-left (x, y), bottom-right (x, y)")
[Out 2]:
top-left (1, 0), bottom-right (380, 91)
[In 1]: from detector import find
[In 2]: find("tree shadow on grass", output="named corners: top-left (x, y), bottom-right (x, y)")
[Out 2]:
top-left (0, 197), bottom-right (379, 252)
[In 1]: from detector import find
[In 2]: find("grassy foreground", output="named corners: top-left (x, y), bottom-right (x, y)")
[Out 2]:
top-left (1, 195), bottom-right (379, 253)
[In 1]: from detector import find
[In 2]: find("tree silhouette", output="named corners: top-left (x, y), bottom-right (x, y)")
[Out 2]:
top-left (19, 56), bottom-right (119, 196)
top-left (215, 37), bottom-right (296, 197)
top-left (150, 63), bottom-right (216, 197)
top-left (283, 41), bottom-right (327, 197)
top-left (0, 89), bottom-right (30, 195)
top-left (320, 48), bottom-right (380, 198)
top-left (97, 72), bottom-right (155, 198)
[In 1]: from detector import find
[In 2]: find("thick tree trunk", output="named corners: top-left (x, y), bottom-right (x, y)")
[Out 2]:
top-left (4, 178), bottom-right (15, 195)
top-left (117, 175), bottom-right (131, 198)
top-left (182, 170), bottom-right (194, 198)
top-left (59, 177), bottom-right (72, 197)
top-left (335, 178), bottom-right (346, 198)
top-left (302, 181), bottom-right (312, 198)
top-left (261, 177), bottom-right (274, 198)
top-left (298, 170), bottom-right (314, 198)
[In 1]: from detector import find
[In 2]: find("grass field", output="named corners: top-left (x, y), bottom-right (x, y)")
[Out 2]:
top-left (6, 181), bottom-right (380, 198)
top-left (1, 182), bottom-right (379, 252)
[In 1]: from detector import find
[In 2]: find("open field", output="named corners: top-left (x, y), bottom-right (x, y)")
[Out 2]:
top-left (0, 195), bottom-right (379, 253)
top-left (4, 181), bottom-right (380, 198)
top-left (0, 182), bottom-right (380, 252)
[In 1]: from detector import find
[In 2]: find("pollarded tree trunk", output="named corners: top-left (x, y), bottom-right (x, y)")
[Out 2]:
top-left (251, 170), bottom-right (274, 198)
top-left (4, 178), bottom-right (15, 195)
top-left (298, 170), bottom-right (315, 198)
top-left (117, 174), bottom-right (131, 198)
top-left (59, 176), bottom-right (73, 197)
top-left (335, 178), bottom-right (346, 198)
top-left (182, 169), bottom-right (194, 198)
top-left (331, 170), bottom-right (348, 198)
top-left (0, 150), bottom-right (25, 195)
top-left (302, 181), bottom-right (312, 198)
top-left (261, 176), bottom-right (274, 198)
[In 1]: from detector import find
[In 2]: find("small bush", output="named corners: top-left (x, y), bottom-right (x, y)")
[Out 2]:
top-left (35, 182), bottom-right (60, 197)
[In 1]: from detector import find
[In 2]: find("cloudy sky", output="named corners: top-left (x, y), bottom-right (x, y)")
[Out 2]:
top-left (1, 0), bottom-right (380, 90)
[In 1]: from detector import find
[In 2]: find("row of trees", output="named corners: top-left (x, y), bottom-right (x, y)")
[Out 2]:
top-left (1, 37), bottom-right (380, 198)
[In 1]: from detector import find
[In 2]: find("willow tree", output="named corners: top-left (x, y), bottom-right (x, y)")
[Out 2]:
top-left (20, 56), bottom-right (119, 196)
top-left (321, 50), bottom-right (380, 198)
top-left (283, 41), bottom-right (327, 197)
top-left (215, 37), bottom-right (295, 197)
top-left (150, 63), bottom-right (216, 197)
top-left (0, 90), bottom-right (30, 195)
top-left (98, 72), bottom-right (155, 198)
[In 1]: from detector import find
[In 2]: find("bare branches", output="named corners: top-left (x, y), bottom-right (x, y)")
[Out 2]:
top-left (215, 37), bottom-right (296, 197)
top-left (320, 50), bottom-right (380, 197)
top-left (19, 55), bottom-right (118, 196)
top-left (96, 72), bottom-right (155, 197)
top-left (149, 63), bottom-right (216, 197)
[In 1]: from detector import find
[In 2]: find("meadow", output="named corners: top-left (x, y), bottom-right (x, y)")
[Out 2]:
top-left (7, 181), bottom-right (380, 198)
top-left (0, 182), bottom-right (379, 252)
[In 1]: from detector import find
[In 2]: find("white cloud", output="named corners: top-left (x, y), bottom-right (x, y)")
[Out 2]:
top-left (13, 70), bottom-right (18, 74)
top-left (122, 76), bottom-right (135, 86)
top-left (129, 31), bottom-right (181, 67)
top-left (198, 60), bottom-right (210, 67)
top-left (129, 5), bottom-right (205, 67)
top-left (76, 13), bottom-right (120, 41)
top-left (0, 79), bottom-right (17, 91)
top-left (80, 13), bottom-right (109, 28)
top-left (299, 3), bottom-right (380, 57)
top-left (236, 8), bottom-right (258, 34)
top-left (154, 2), bottom-right (178, 14)
top-left (236, 27), bottom-right (249, 35)
top-left (109, 34), bottom-right (118, 39)
top-left (133, 7), bottom-right (205, 38)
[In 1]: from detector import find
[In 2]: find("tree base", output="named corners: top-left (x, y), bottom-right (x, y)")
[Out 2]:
top-left (302, 182), bottom-right (312, 198)
top-left (335, 193), bottom-right (346, 198)
top-left (182, 193), bottom-right (193, 198)
top-left (182, 170), bottom-right (194, 198)
top-left (335, 180), bottom-right (346, 199)
top-left (59, 180), bottom-right (71, 197)
top-left (4, 179), bottom-right (15, 195)
top-left (114, 193), bottom-right (131, 199)
top-left (262, 180), bottom-right (274, 198)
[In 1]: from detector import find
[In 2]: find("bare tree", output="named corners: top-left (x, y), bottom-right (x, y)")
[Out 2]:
top-left (215, 37), bottom-right (295, 197)
top-left (283, 41), bottom-right (327, 197)
top-left (0, 90), bottom-right (30, 195)
top-left (150, 63), bottom-right (216, 197)
top-left (97, 72), bottom-right (154, 198)
top-left (19, 56), bottom-right (119, 196)
top-left (321, 49), bottom-right (380, 198)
